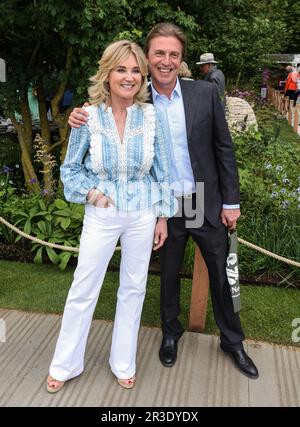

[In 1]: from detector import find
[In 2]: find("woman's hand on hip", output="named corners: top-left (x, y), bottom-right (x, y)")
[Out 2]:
top-left (94, 194), bottom-right (114, 208)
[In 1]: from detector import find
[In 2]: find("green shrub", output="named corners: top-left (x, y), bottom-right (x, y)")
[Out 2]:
top-left (0, 193), bottom-right (83, 270)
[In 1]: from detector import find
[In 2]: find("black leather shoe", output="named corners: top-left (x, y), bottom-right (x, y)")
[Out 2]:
top-left (159, 337), bottom-right (178, 367)
top-left (221, 346), bottom-right (259, 379)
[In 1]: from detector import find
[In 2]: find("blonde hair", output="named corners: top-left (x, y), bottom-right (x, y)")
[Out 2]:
top-left (88, 40), bottom-right (149, 106)
top-left (179, 61), bottom-right (192, 78)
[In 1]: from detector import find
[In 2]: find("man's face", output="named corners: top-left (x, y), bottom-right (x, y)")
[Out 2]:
top-left (146, 36), bottom-right (182, 93)
top-left (199, 63), bottom-right (211, 75)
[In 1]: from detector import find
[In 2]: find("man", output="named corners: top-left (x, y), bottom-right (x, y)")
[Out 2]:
top-left (197, 52), bottom-right (226, 107)
top-left (68, 23), bottom-right (258, 379)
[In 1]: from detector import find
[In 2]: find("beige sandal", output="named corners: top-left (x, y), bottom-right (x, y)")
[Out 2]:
top-left (117, 375), bottom-right (136, 389)
top-left (46, 375), bottom-right (65, 393)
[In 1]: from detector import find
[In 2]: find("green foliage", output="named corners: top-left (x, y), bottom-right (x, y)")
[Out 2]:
top-left (234, 107), bottom-right (300, 216)
top-left (180, 104), bottom-right (300, 284)
top-left (167, 0), bottom-right (293, 83)
top-left (0, 0), bottom-right (199, 110)
top-left (0, 193), bottom-right (84, 270)
top-left (233, 104), bottom-right (300, 282)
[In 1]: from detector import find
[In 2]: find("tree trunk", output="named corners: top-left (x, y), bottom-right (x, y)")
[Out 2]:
top-left (9, 89), bottom-right (40, 194)
top-left (12, 118), bottom-right (40, 194)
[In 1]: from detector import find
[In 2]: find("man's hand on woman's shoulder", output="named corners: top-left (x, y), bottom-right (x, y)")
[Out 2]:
top-left (68, 103), bottom-right (90, 128)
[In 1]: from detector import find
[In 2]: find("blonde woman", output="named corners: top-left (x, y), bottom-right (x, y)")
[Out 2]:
top-left (46, 40), bottom-right (177, 393)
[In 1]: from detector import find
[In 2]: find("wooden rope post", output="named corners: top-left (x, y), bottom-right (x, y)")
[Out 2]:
top-left (293, 105), bottom-right (298, 133)
top-left (294, 104), bottom-right (300, 136)
top-left (288, 100), bottom-right (294, 125)
top-left (284, 96), bottom-right (290, 115)
top-left (188, 246), bottom-right (209, 332)
top-left (279, 93), bottom-right (285, 114)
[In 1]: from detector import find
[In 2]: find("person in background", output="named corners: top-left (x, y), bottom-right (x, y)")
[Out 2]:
top-left (284, 65), bottom-right (298, 106)
top-left (178, 61), bottom-right (193, 80)
top-left (46, 39), bottom-right (177, 393)
top-left (295, 65), bottom-right (300, 105)
top-left (196, 52), bottom-right (226, 108)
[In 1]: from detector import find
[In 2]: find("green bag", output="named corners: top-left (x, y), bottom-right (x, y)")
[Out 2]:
top-left (226, 229), bottom-right (242, 313)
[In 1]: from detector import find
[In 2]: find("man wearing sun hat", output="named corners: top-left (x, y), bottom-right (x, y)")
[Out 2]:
top-left (197, 52), bottom-right (226, 107)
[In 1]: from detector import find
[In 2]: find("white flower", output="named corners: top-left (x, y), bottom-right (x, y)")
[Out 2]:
top-left (265, 163), bottom-right (272, 169)
top-left (271, 191), bottom-right (278, 198)
top-left (275, 165), bottom-right (283, 172)
top-left (280, 200), bottom-right (289, 208)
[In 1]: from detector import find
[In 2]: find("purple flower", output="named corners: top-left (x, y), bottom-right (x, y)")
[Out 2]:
top-left (29, 178), bottom-right (38, 184)
top-left (2, 165), bottom-right (13, 173)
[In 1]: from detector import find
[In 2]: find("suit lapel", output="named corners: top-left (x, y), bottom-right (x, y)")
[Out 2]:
top-left (179, 79), bottom-right (196, 139)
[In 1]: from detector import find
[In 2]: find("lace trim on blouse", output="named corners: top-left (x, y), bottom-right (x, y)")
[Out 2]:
top-left (87, 103), bottom-right (156, 180)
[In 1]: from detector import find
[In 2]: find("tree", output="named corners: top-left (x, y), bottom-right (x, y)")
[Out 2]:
top-left (167, 0), bottom-right (291, 83)
top-left (0, 0), bottom-right (198, 195)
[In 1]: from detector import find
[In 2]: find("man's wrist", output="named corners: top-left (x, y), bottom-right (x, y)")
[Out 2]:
top-left (222, 204), bottom-right (240, 209)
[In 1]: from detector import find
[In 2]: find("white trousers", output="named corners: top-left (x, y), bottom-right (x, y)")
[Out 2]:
top-left (49, 204), bottom-right (156, 381)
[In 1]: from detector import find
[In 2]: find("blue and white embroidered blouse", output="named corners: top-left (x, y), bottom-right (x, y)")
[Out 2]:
top-left (60, 103), bottom-right (178, 217)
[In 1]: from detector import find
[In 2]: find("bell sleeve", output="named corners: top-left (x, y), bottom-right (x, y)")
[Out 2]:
top-left (149, 110), bottom-right (178, 217)
top-left (60, 124), bottom-right (99, 204)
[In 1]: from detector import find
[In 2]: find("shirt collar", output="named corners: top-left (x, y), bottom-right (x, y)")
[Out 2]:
top-left (150, 77), bottom-right (182, 101)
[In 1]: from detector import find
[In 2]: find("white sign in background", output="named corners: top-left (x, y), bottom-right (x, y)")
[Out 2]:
top-left (0, 58), bottom-right (6, 82)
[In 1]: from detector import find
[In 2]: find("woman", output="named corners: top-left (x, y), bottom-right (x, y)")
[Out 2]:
top-left (46, 40), bottom-right (177, 393)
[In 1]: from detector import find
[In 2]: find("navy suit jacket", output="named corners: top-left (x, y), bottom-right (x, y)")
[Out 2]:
top-left (148, 78), bottom-right (240, 226)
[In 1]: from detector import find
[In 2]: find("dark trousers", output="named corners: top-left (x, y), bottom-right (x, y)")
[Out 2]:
top-left (159, 197), bottom-right (245, 351)
top-left (285, 89), bottom-right (298, 106)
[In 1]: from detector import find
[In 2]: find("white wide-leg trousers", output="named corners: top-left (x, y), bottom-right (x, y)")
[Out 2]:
top-left (49, 204), bottom-right (156, 381)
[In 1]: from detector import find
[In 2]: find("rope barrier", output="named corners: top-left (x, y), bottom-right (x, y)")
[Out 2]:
top-left (0, 216), bottom-right (79, 252)
top-left (0, 215), bottom-right (299, 267)
top-left (237, 237), bottom-right (300, 268)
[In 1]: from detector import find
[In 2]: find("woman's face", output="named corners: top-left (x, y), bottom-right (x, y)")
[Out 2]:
top-left (108, 53), bottom-right (142, 105)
